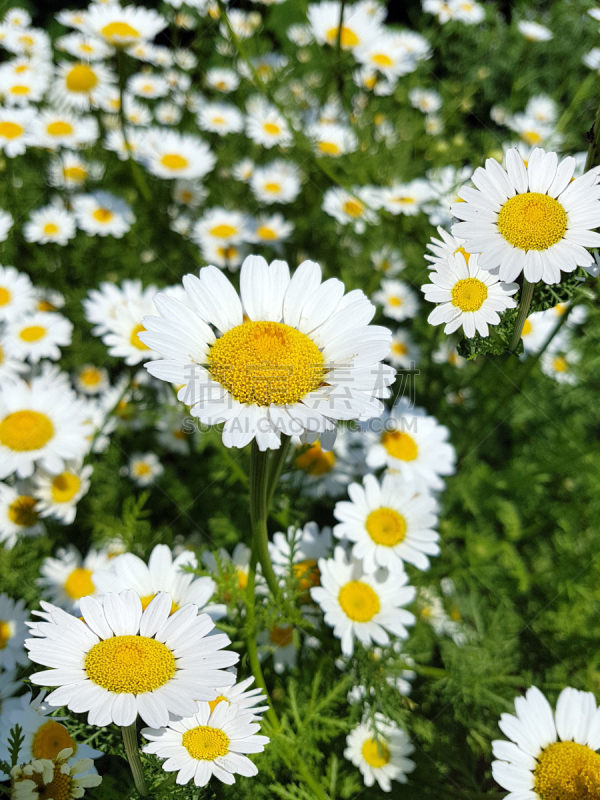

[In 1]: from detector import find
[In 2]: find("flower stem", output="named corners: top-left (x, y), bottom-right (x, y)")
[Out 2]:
top-left (585, 92), bottom-right (600, 172)
top-left (508, 278), bottom-right (535, 354)
top-left (121, 723), bottom-right (147, 798)
top-left (115, 50), bottom-right (152, 202)
top-left (249, 441), bottom-right (282, 599)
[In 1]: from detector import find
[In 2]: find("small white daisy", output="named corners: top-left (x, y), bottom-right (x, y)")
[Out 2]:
top-left (322, 186), bottom-right (379, 232)
top-left (4, 312), bottom-right (73, 364)
top-left (425, 226), bottom-right (471, 269)
top-left (517, 20), bottom-right (553, 41)
top-left (251, 213), bottom-right (294, 245)
top-left (345, 713), bottom-right (415, 792)
top-left (371, 247), bottom-right (406, 276)
top-left (200, 676), bottom-right (268, 721)
top-left (33, 463), bottom-right (93, 525)
top-left (308, 122), bottom-right (358, 158)
top-left (205, 67), bottom-right (240, 92)
top-left (37, 545), bottom-right (109, 612)
top-left (409, 88), bottom-right (442, 114)
top-left (250, 160), bottom-right (302, 204)
top-left (29, 109), bottom-right (98, 150)
top-left (541, 347), bottom-right (580, 385)
top-left (289, 428), bottom-right (366, 499)
top-left (23, 206), bottom-right (77, 247)
top-left (75, 365), bottom-right (109, 395)
top-left (0, 210), bottom-right (13, 242)
top-left (191, 208), bottom-right (253, 249)
top-left (128, 71), bottom-right (169, 99)
top-left (0, 482), bottom-right (43, 549)
top-left (0, 593), bottom-right (29, 669)
top-left (80, 4), bottom-right (167, 50)
top-left (141, 129), bottom-right (216, 180)
top-left (372, 279), bottom-right (419, 322)
top-left (128, 452), bottom-right (164, 486)
top-left (72, 191), bottom-right (135, 238)
top-left (197, 102), bottom-right (244, 135)
top-left (269, 521), bottom-right (333, 593)
top-left (246, 99), bottom-right (292, 149)
top-left (380, 179), bottom-right (433, 215)
top-left (308, 1), bottom-right (381, 51)
top-left (47, 152), bottom-right (103, 191)
top-left (387, 329), bottom-right (420, 368)
top-left (0, 106), bottom-right (35, 157)
top-left (0, 265), bottom-right (36, 322)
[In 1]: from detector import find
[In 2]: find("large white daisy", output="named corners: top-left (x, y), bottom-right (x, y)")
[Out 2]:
top-left (451, 147), bottom-right (600, 284)
top-left (25, 590), bottom-right (239, 728)
top-left (140, 255), bottom-right (395, 450)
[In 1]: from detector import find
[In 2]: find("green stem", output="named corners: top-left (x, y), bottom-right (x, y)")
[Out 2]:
top-left (585, 91), bottom-right (600, 172)
top-left (116, 50), bottom-right (152, 202)
top-left (509, 279), bottom-right (535, 353)
top-left (121, 723), bottom-right (147, 798)
top-left (266, 433), bottom-right (291, 510)
top-left (249, 441), bottom-right (282, 599)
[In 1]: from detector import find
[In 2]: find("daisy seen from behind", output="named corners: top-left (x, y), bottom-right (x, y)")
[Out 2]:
top-left (25, 590), bottom-right (239, 728)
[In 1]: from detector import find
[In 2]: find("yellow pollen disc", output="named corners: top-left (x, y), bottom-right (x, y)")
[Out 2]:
top-left (534, 741), bottom-right (600, 800)
top-left (451, 277), bottom-right (488, 312)
top-left (0, 287), bottom-right (10, 306)
top-left (140, 594), bottom-right (180, 615)
top-left (270, 625), bottom-right (293, 647)
top-left (522, 130), bottom-right (543, 145)
top-left (388, 296), bottom-right (402, 306)
top-left (553, 356), bottom-right (568, 372)
top-left (0, 410), bottom-right (54, 452)
top-left (210, 223), bottom-right (237, 238)
top-left (343, 199), bottom-right (364, 217)
top-left (93, 207), bottom-right (114, 223)
top-left (47, 121), bottom-right (74, 137)
top-left (0, 121), bottom-right (23, 139)
top-left (80, 44), bottom-right (94, 54)
top-left (182, 725), bottom-right (230, 761)
top-left (361, 738), bottom-right (391, 768)
top-left (10, 85), bottom-right (30, 95)
top-left (372, 53), bottom-right (394, 67)
top-left (32, 720), bottom-right (76, 761)
top-left (455, 245), bottom-right (471, 264)
top-left (208, 321), bottom-right (325, 406)
top-left (51, 472), bottom-right (81, 503)
top-left (8, 495), bottom-right (38, 527)
top-left (135, 462), bottom-right (151, 476)
top-left (237, 569), bottom-right (248, 589)
top-left (381, 430), bottom-right (418, 461)
top-left (392, 341), bottom-right (407, 355)
top-left (338, 580), bottom-right (380, 622)
top-left (263, 122), bottom-right (281, 135)
top-left (293, 559), bottom-right (320, 593)
top-left (80, 366), bottom-right (102, 386)
top-left (19, 325), bottom-right (46, 342)
top-left (365, 75), bottom-right (377, 89)
top-left (0, 620), bottom-right (11, 649)
top-left (64, 567), bottom-right (95, 600)
top-left (30, 763), bottom-right (73, 800)
top-left (66, 64), bottom-right (98, 92)
top-left (295, 441), bottom-right (336, 475)
top-left (218, 246), bottom-right (238, 260)
top-left (256, 225), bottom-right (278, 240)
top-left (43, 223), bottom-right (60, 235)
top-left (208, 695), bottom-right (228, 713)
top-left (130, 323), bottom-right (150, 350)
top-left (522, 318), bottom-right (533, 336)
top-left (374, 113), bottom-right (386, 125)
top-left (38, 300), bottom-right (56, 312)
top-left (366, 507), bottom-right (407, 547)
top-left (318, 141), bottom-right (340, 155)
top-left (85, 634), bottom-right (176, 693)
top-left (161, 153), bottom-right (188, 170)
top-left (100, 21), bottom-right (141, 42)
top-left (497, 192), bottom-right (567, 251)
top-left (327, 25), bottom-right (359, 48)
top-left (264, 182), bottom-right (281, 193)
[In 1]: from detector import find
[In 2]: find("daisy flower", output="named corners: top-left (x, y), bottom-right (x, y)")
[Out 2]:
top-left (93, 543), bottom-right (222, 619)
top-left (425, 226), bottom-right (471, 269)
top-left (0, 66), bottom-right (47, 106)
top-left (492, 686), bottom-right (600, 800)
top-left (75, 365), bottom-right (109, 395)
top-left (47, 152), bottom-right (103, 191)
top-left (80, 3), bottom-right (167, 50)
top-left (142, 130), bottom-right (216, 180)
top-left (422, 252), bottom-right (518, 338)
top-left (0, 335), bottom-right (27, 384)
top-left (4, 312), bottom-right (73, 364)
top-left (541, 347), bottom-right (580, 385)
top-left (0, 106), bottom-right (35, 157)
top-left (251, 213), bottom-right (294, 245)
top-left (322, 186), bottom-right (380, 232)
top-left (37, 546), bottom-right (109, 612)
top-left (29, 109), bottom-right (98, 150)
top-left (381, 179), bottom-right (432, 215)
top-left (140, 255), bottom-right (395, 450)
top-left (10, 749), bottom-right (102, 799)
top-left (355, 34), bottom-right (415, 78)
top-left (33, 463), bottom-right (93, 525)
top-left (371, 247), bottom-right (406, 276)
top-left (156, 408), bottom-right (194, 454)
top-left (345, 713), bottom-right (415, 792)
top-left (372, 279), bottom-right (419, 322)
top-left (0, 378), bottom-right (92, 480)
top-left (205, 67), bottom-right (240, 92)
top-left (26, 590), bottom-right (238, 728)
top-left (128, 71), bottom-right (169, 99)
top-left (269, 521), bottom-right (333, 593)
top-left (203, 543), bottom-right (252, 594)
top-left (520, 310), bottom-right (555, 355)
top-left (250, 161), bottom-right (302, 204)
top-left (83, 278), bottom-right (150, 336)
top-left (155, 101), bottom-right (183, 126)
top-left (192, 208), bottom-right (252, 249)
top-left (0, 593), bottom-right (29, 669)
top-left (246, 100), bottom-right (292, 149)
top-left (0, 482), bottom-right (43, 549)
top-left (289, 427), bottom-right (366, 498)
top-left (409, 88), bottom-right (442, 114)
top-left (334, 473), bottom-right (439, 573)
top-left (451, 148), bottom-right (600, 284)
top-left (23, 206), bottom-right (77, 247)
top-left (517, 20), bottom-right (553, 41)
top-left (0, 265), bottom-right (36, 322)
top-left (197, 102), bottom-right (244, 135)
top-left (311, 546), bottom-right (415, 656)
top-left (258, 623), bottom-right (297, 673)
top-left (128, 452), bottom-right (164, 486)
top-left (142, 700), bottom-right (269, 787)
top-left (365, 399), bottom-right (456, 490)
top-left (202, 676), bottom-right (268, 721)
top-left (388, 329), bottom-right (420, 369)
top-left (72, 191), bottom-right (135, 238)
top-left (54, 32), bottom-right (113, 61)
top-left (308, 1), bottom-right (381, 51)
top-left (0, 210), bottom-right (13, 242)
top-left (308, 122), bottom-right (358, 157)
top-left (173, 180), bottom-right (207, 207)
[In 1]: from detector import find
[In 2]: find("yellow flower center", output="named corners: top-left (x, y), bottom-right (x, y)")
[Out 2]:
top-left (208, 321), bottom-right (325, 406)
top-left (79, 366), bottom-right (103, 386)
top-left (270, 624), bottom-right (293, 647)
top-left (361, 738), bottom-right (391, 768)
top-left (47, 121), bottom-right (74, 137)
top-left (455, 245), bottom-right (471, 264)
top-left (295, 441), bottom-right (336, 475)
top-left (318, 141), bottom-right (340, 155)
top-left (19, 325), bottom-right (46, 342)
top-left (0, 121), bottom-right (24, 139)
top-left (256, 225), bottom-right (278, 240)
top-left (32, 720), bottom-right (76, 761)
top-left (237, 569), bottom-right (248, 590)
top-left (264, 182), bottom-right (281, 193)
top-left (100, 21), bottom-right (141, 42)
top-left (0, 287), bottom-right (10, 306)
top-left (140, 594), bottom-right (180, 615)
top-left (10, 85), bottom-right (30, 95)
top-left (85, 634), bottom-right (176, 693)
top-left (522, 318), bottom-right (533, 336)
top-left (0, 410), bottom-right (54, 451)
top-left (64, 567), bottom-right (95, 600)
top-left (338, 580), bottom-right (380, 622)
top-left (134, 462), bottom-right (151, 476)
top-left (366, 507), bottom-right (407, 547)
top-left (66, 64), bottom-right (98, 92)
top-left (8, 495), bottom-right (38, 527)
top-left (372, 53), bottom-right (394, 67)
top-left (553, 356), bottom-right (569, 372)
top-left (160, 153), bottom-right (188, 171)
top-left (263, 122), bottom-right (281, 135)
top-left (51, 472), bottom-right (82, 503)
top-left (63, 165), bottom-right (87, 183)
top-left (92, 207), bottom-right (114, 223)
top-left (534, 741), bottom-right (600, 800)
top-left (497, 192), bottom-right (567, 251)
top-left (326, 25), bottom-right (359, 48)
top-left (381, 430), bottom-right (418, 461)
top-left (130, 323), bottom-right (150, 350)
top-left (388, 296), bottom-right (402, 306)
top-left (182, 726), bottom-right (230, 760)
top-left (29, 763), bottom-right (73, 800)
top-left (0, 620), bottom-right (12, 649)
top-left (210, 223), bottom-right (237, 238)
top-left (522, 130), bottom-right (543, 145)
top-left (208, 694), bottom-right (228, 713)
top-left (451, 277), bottom-right (488, 312)
top-left (38, 300), bottom-right (57, 312)
top-left (43, 223), bottom-right (59, 235)
top-left (343, 199), bottom-right (364, 217)
top-left (392, 341), bottom-right (407, 355)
